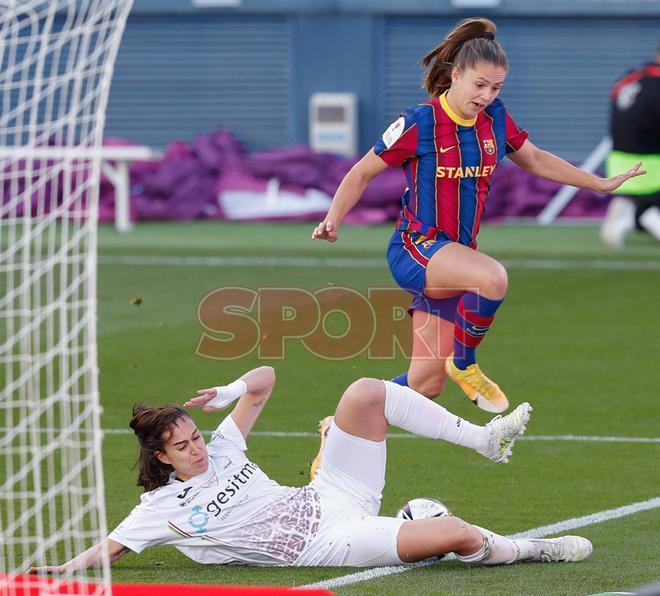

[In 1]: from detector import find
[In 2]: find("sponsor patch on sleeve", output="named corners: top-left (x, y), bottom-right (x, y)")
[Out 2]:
top-left (382, 117), bottom-right (406, 149)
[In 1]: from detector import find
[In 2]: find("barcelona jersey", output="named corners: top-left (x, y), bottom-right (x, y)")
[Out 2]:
top-left (374, 92), bottom-right (528, 248)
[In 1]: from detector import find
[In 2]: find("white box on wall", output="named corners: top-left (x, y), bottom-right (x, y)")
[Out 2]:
top-left (309, 92), bottom-right (357, 157)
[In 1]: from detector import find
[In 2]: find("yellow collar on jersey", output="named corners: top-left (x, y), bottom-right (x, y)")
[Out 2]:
top-left (440, 91), bottom-right (477, 127)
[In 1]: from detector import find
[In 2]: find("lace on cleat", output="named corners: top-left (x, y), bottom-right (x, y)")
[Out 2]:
top-left (309, 415), bottom-right (333, 481)
top-left (529, 536), bottom-right (593, 563)
top-left (445, 353), bottom-right (509, 413)
top-left (479, 402), bottom-right (532, 463)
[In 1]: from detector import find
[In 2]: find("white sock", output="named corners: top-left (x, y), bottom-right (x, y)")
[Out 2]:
top-left (458, 526), bottom-right (536, 565)
top-left (383, 381), bottom-right (488, 452)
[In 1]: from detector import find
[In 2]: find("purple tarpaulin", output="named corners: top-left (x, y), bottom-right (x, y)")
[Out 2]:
top-left (106, 127), bottom-right (608, 223)
top-left (2, 127), bottom-right (609, 223)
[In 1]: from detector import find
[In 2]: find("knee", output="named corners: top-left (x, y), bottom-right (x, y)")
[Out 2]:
top-left (482, 263), bottom-right (508, 299)
top-left (338, 378), bottom-right (386, 414)
top-left (409, 375), bottom-right (446, 399)
top-left (446, 517), bottom-right (483, 553)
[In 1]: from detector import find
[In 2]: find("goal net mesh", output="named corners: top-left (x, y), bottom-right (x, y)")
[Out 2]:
top-left (0, 1), bottom-right (133, 592)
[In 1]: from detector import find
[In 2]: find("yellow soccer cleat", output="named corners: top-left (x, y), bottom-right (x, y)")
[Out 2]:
top-left (445, 353), bottom-right (509, 413)
top-left (309, 415), bottom-right (333, 481)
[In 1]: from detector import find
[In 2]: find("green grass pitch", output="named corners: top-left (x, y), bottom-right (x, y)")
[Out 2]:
top-left (96, 221), bottom-right (659, 595)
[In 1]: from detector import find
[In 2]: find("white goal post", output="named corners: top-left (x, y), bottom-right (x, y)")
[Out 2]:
top-left (0, 1), bottom-right (133, 593)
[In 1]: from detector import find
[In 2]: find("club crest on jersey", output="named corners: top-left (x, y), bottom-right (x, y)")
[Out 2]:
top-left (482, 138), bottom-right (495, 155)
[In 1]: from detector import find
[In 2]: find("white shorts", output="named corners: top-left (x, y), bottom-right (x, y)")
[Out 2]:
top-left (300, 421), bottom-right (406, 567)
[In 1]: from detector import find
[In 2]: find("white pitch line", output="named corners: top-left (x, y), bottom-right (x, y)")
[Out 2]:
top-left (508, 496), bottom-right (660, 540)
top-left (4, 427), bottom-right (660, 443)
top-left (521, 434), bottom-right (660, 444)
top-left (98, 255), bottom-right (660, 271)
top-left (304, 496), bottom-right (660, 590)
top-left (8, 428), bottom-right (656, 443)
top-left (98, 255), bottom-right (383, 269)
top-left (95, 429), bottom-right (660, 443)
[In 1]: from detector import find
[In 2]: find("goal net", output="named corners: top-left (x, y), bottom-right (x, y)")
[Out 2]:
top-left (0, 1), bottom-right (133, 593)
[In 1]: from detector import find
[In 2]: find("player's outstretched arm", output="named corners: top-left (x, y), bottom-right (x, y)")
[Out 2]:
top-left (26, 539), bottom-right (129, 575)
top-left (508, 139), bottom-right (646, 194)
top-left (184, 366), bottom-right (276, 438)
top-left (312, 149), bottom-right (389, 242)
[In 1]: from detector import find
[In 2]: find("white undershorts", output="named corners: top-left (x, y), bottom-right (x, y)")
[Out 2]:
top-left (300, 420), bottom-right (406, 567)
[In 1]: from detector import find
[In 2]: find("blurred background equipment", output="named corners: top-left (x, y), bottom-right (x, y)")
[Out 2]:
top-left (96, 0), bottom-right (660, 228)
top-left (309, 92), bottom-right (357, 157)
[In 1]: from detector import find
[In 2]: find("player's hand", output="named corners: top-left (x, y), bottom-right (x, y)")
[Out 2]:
top-left (596, 161), bottom-right (646, 194)
top-left (184, 388), bottom-right (225, 412)
top-left (184, 380), bottom-right (247, 412)
top-left (311, 221), bottom-right (338, 242)
top-left (26, 565), bottom-right (65, 575)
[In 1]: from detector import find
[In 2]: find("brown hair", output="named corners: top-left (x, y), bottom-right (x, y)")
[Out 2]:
top-left (421, 18), bottom-right (508, 97)
top-left (129, 403), bottom-right (191, 491)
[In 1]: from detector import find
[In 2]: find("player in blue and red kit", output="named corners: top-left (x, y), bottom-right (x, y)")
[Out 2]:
top-left (313, 17), bottom-right (645, 413)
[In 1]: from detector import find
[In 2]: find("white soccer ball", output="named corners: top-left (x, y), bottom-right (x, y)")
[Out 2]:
top-left (395, 497), bottom-right (451, 521)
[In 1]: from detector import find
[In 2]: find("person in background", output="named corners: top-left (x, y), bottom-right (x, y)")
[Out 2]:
top-left (313, 17), bottom-right (645, 415)
top-left (601, 43), bottom-right (660, 248)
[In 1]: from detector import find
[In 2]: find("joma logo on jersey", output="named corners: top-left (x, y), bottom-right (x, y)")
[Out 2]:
top-left (177, 487), bottom-right (193, 500)
top-left (436, 165), bottom-right (495, 179)
top-left (482, 138), bottom-right (495, 155)
top-left (178, 486), bottom-right (204, 508)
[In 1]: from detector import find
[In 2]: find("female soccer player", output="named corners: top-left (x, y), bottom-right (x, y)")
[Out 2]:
top-left (312, 17), bottom-right (645, 413)
top-left (28, 367), bottom-right (591, 572)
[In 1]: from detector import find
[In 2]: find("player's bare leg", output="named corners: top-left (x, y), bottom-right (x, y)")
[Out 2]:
top-left (425, 243), bottom-right (509, 413)
top-left (396, 517), bottom-right (592, 565)
top-left (396, 515), bottom-right (483, 562)
top-left (406, 310), bottom-right (455, 398)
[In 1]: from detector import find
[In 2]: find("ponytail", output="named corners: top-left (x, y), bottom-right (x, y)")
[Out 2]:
top-left (129, 403), bottom-right (190, 492)
top-left (421, 18), bottom-right (507, 97)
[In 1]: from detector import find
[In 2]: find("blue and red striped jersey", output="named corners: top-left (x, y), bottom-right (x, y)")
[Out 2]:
top-left (374, 92), bottom-right (528, 248)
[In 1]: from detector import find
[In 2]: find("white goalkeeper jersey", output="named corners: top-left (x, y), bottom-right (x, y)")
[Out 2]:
top-left (108, 415), bottom-right (322, 565)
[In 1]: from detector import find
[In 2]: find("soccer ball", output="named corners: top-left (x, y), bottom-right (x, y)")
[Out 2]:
top-left (396, 497), bottom-right (451, 520)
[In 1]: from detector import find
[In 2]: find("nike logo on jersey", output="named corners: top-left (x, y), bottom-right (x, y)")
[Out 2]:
top-left (439, 145), bottom-right (456, 153)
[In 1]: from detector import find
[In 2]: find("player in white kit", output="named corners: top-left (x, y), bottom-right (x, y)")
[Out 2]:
top-left (28, 366), bottom-right (592, 573)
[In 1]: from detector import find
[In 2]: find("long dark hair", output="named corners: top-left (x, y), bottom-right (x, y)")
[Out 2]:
top-left (421, 17), bottom-right (508, 97)
top-left (129, 403), bottom-right (190, 491)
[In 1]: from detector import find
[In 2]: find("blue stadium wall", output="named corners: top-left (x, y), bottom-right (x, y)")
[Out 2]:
top-left (106, 0), bottom-right (660, 161)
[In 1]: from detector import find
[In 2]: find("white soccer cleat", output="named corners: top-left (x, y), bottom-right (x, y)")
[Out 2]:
top-left (529, 536), bottom-right (593, 563)
top-left (479, 402), bottom-right (532, 463)
top-left (600, 197), bottom-right (635, 248)
top-left (639, 206), bottom-right (660, 242)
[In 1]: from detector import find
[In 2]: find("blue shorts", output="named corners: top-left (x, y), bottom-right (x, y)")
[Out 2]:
top-left (387, 230), bottom-right (462, 322)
